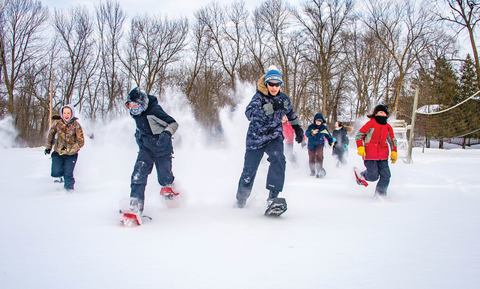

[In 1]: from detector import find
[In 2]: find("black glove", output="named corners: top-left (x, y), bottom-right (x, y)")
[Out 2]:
top-left (272, 98), bottom-right (287, 111)
top-left (44, 148), bottom-right (51, 155)
top-left (156, 130), bottom-right (172, 147)
top-left (292, 124), bottom-right (304, 144)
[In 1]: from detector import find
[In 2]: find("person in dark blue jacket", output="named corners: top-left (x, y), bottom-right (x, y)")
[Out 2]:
top-left (236, 66), bottom-right (304, 213)
top-left (125, 88), bottom-right (179, 214)
top-left (306, 113), bottom-right (333, 178)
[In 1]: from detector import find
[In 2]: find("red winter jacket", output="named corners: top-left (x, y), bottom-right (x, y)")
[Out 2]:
top-left (355, 118), bottom-right (397, 160)
top-left (282, 122), bottom-right (295, 144)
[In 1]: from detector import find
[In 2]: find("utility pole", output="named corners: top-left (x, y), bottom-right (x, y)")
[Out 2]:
top-left (407, 87), bottom-right (419, 164)
top-left (48, 69), bottom-right (53, 129)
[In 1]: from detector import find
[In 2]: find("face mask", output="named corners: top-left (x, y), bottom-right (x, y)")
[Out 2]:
top-left (375, 115), bottom-right (388, 125)
top-left (129, 104), bottom-right (144, 115)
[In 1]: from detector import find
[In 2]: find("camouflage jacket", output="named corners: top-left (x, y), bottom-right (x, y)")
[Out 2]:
top-left (46, 115), bottom-right (85, 155)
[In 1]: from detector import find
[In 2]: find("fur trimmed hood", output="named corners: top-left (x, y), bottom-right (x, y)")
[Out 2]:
top-left (257, 75), bottom-right (282, 96)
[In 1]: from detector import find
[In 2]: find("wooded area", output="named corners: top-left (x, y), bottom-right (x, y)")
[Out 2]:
top-left (0, 0), bottom-right (479, 146)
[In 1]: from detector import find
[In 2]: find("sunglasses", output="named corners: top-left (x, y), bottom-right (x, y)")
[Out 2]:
top-left (267, 82), bottom-right (281, 87)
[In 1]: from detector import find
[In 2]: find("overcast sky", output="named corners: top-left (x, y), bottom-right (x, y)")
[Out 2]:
top-left (42, 0), bottom-right (305, 19)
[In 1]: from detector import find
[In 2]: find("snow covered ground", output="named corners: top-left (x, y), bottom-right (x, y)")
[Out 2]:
top-left (1, 89), bottom-right (480, 288)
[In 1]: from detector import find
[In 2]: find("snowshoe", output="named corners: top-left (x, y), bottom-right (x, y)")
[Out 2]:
top-left (54, 177), bottom-right (64, 183)
top-left (119, 209), bottom-right (152, 227)
top-left (264, 198), bottom-right (287, 217)
top-left (160, 186), bottom-right (181, 208)
top-left (354, 167), bottom-right (368, 187)
top-left (316, 168), bottom-right (326, 178)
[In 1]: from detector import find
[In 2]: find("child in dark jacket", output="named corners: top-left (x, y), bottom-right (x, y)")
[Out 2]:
top-left (354, 104), bottom-right (397, 197)
top-left (306, 113), bottom-right (333, 178)
top-left (332, 121), bottom-right (349, 166)
top-left (124, 87), bottom-right (179, 217)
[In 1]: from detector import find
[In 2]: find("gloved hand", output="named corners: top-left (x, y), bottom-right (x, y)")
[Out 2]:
top-left (301, 140), bottom-right (306, 148)
top-left (344, 144), bottom-right (348, 151)
top-left (44, 148), bottom-right (51, 155)
top-left (292, 124), bottom-right (304, 144)
top-left (272, 98), bottom-right (286, 111)
top-left (390, 151), bottom-right (398, 164)
top-left (263, 103), bottom-right (274, 116)
top-left (157, 130), bottom-right (172, 147)
top-left (357, 146), bottom-right (366, 157)
top-left (59, 147), bottom-right (67, 155)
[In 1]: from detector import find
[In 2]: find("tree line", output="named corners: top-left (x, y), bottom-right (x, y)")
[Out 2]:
top-left (0, 0), bottom-right (479, 146)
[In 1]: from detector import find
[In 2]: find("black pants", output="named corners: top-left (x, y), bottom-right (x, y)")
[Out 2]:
top-left (130, 147), bottom-right (174, 203)
top-left (51, 152), bottom-right (78, 190)
top-left (362, 160), bottom-right (391, 195)
top-left (236, 139), bottom-right (286, 202)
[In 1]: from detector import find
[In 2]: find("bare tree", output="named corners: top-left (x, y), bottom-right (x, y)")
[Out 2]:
top-left (294, 0), bottom-right (354, 122)
top-left (121, 14), bottom-right (188, 95)
top-left (196, 1), bottom-right (247, 90)
top-left (95, 0), bottom-right (126, 116)
top-left (363, 0), bottom-right (433, 113)
top-left (436, 0), bottom-right (480, 87)
top-left (0, 0), bottom-right (48, 114)
top-left (52, 5), bottom-right (96, 105)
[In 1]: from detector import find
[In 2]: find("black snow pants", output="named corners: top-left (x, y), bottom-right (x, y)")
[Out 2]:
top-left (362, 159), bottom-right (391, 195)
top-left (51, 151), bottom-right (78, 190)
top-left (236, 138), bottom-right (286, 203)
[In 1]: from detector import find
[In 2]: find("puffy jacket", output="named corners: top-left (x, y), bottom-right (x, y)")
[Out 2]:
top-left (332, 127), bottom-right (349, 154)
top-left (131, 94), bottom-right (179, 156)
top-left (46, 115), bottom-right (84, 155)
top-left (306, 113), bottom-right (333, 150)
top-left (245, 75), bottom-right (300, 150)
top-left (282, 122), bottom-right (295, 144)
top-left (355, 118), bottom-right (397, 160)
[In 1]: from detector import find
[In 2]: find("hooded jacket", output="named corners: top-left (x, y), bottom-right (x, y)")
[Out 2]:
top-left (245, 75), bottom-right (300, 150)
top-left (306, 113), bottom-right (333, 150)
top-left (46, 105), bottom-right (84, 155)
top-left (355, 117), bottom-right (397, 160)
top-left (332, 127), bottom-right (349, 155)
top-left (131, 94), bottom-right (179, 156)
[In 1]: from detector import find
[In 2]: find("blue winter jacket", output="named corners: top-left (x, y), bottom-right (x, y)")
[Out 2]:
top-left (245, 76), bottom-right (300, 151)
top-left (306, 113), bottom-right (333, 150)
top-left (131, 94), bottom-right (179, 156)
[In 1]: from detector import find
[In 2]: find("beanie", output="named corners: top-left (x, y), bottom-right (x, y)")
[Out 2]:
top-left (373, 104), bottom-right (389, 116)
top-left (264, 65), bottom-right (283, 85)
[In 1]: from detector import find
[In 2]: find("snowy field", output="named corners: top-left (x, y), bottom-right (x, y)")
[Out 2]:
top-left (1, 89), bottom-right (480, 288)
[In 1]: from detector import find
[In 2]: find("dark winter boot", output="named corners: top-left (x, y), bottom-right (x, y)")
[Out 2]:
top-left (267, 190), bottom-right (280, 202)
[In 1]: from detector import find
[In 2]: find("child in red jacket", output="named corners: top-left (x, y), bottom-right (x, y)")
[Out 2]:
top-left (282, 115), bottom-right (297, 166)
top-left (354, 104), bottom-right (397, 197)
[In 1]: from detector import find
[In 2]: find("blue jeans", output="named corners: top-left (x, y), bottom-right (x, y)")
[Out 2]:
top-left (51, 152), bottom-right (78, 190)
top-left (362, 160), bottom-right (391, 195)
top-left (237, 138), bottom-right (286, 202)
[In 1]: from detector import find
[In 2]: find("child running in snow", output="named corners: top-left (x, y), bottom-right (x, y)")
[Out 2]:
top-left (306, 113), bottom-right (333, 178)
top-left (354, 104), bottom-right (397, 197)
top-left (332, 121), bottom-right (350, 166)
top-left (44, 104), bottom-right (85, 192)
top-left (282, 115), bottom-right (297, 167)
top-left (236, 66), bottom-right (304, 216)
top-left (124, 88), bottom-right (179, 215)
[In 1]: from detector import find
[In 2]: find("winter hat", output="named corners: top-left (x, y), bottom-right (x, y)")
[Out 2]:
top-left (61, 104), bottom-right (75, 124)
top-left (314, 113), bottom-right (325, 123)
top-left (264, 65), bottom-right (283, 85)
top-left (373, 104), bottom-right (389, 116)
top-left (126, 87), bottom-right (149, 111)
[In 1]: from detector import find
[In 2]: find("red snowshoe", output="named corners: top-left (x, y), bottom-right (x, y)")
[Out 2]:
top-left (354, 167), bottom-right (368, 187)
top-left (160, 187), bottom-right (181, 208)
